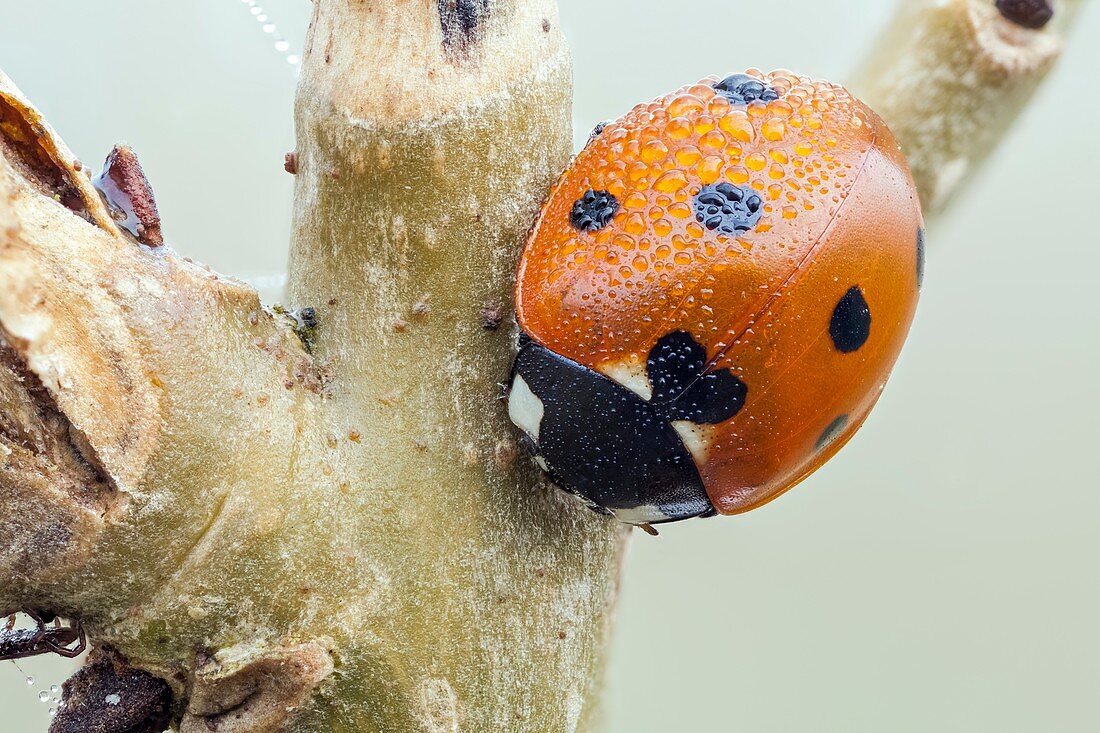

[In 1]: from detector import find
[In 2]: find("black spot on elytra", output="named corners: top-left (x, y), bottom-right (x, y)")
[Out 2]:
top-left (916, 228), bottom-right (926, 288)
top-left (713, 74), bottom-right (780, 105)
top-left (816, 414), bottom-right (849, 450)
top-left (570, 189), bottom-right (619, 232)
top-left (588, 121), bottom-right (610, 143)
top-left (693, 183), bottom-right (763, 236)
top-left (830, 286), bottom-right (872, 353)
top-left (647, 331), bottom-right (747, 424)
top-left (995, 0), bottom-right (1053, 29)
top-left (438, 0), bottom-right (492, 55)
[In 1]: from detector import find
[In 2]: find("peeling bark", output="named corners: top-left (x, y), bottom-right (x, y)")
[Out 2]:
top-left (49, 648), bottom-right (172, 733)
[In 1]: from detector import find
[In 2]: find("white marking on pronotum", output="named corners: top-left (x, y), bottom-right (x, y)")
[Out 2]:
top-left (600, 360), bottom-right (652, 401)
top-left (507, 374), bottom-right (544, 442)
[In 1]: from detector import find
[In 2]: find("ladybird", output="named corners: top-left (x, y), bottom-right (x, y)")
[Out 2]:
top-left (507, 70), bottom-right (923, 525)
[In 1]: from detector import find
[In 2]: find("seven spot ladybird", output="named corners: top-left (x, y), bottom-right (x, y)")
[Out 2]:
top-left (506, 70), bottom-right (923, 526)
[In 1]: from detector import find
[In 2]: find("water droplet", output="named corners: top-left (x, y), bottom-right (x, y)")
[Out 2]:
top-left (287, 55), bottom-right (300, 65)
top-left (275, 39), bottom-right (290, 52)
top-left (50, 685), bottom-right (59, 694)
top-left (39, 691), bottom-right (50, 702)
top-left (25, 676), bottom-right (34, 686)
top-left (653, 170), bottom-right (688, 193)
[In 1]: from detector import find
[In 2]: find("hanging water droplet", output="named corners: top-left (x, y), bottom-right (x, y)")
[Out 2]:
top-left (48, 708), bottom-right (58, 717)
top-left (50, 685), bottom-right (60, 694)
top-left (25, 676), bottom-right (34, 686)
top-left (236, 1), bottom-right (299, 70)
top-left (38, 691), bottom-right (50, 702)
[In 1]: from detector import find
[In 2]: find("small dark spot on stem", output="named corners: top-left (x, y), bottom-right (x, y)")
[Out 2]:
top-left (284, 152), bottom-right (298, 174)
top-left (481, 301), bottom-right (503, 330)
top-left (995, 0), bottom-right (1054, 29)
top-left (438, 0), bottom-right (492, 56)
top-left (542, 18), bottom-right (551, 32)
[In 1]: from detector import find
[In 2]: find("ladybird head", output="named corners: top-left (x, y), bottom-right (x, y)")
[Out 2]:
top-left (511, 70), bottom-right (923, 525)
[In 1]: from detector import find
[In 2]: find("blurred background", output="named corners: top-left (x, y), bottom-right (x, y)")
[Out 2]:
top-left (1, 1), bottom-right (1098, 730)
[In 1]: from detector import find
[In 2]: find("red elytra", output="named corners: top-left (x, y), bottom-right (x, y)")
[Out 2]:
top-left (514, 70), bottom-right (922, 517)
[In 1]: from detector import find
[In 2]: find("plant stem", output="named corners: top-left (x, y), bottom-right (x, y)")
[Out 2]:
top-left (284, 1), bottom-right (628, 730)
top-left (853, 0), bottom-right (1084, 213)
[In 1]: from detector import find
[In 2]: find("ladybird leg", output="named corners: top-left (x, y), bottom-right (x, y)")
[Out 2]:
top-left (44, 621), bottom-right (86, 659)
top-left (25, 609), bottom-right (46, 647)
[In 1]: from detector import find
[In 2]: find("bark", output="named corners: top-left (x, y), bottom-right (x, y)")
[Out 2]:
top-left (1, 1), bottom-right (626, 731)
top-left (853, 0), bottom-right (1085, 213)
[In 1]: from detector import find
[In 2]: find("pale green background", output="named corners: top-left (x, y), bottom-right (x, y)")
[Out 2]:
top-left (2, 1), bottom-right (1098, 731)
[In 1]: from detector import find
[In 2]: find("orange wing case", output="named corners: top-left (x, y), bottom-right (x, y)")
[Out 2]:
top-left (516, 71), bottom-right (922, 516)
